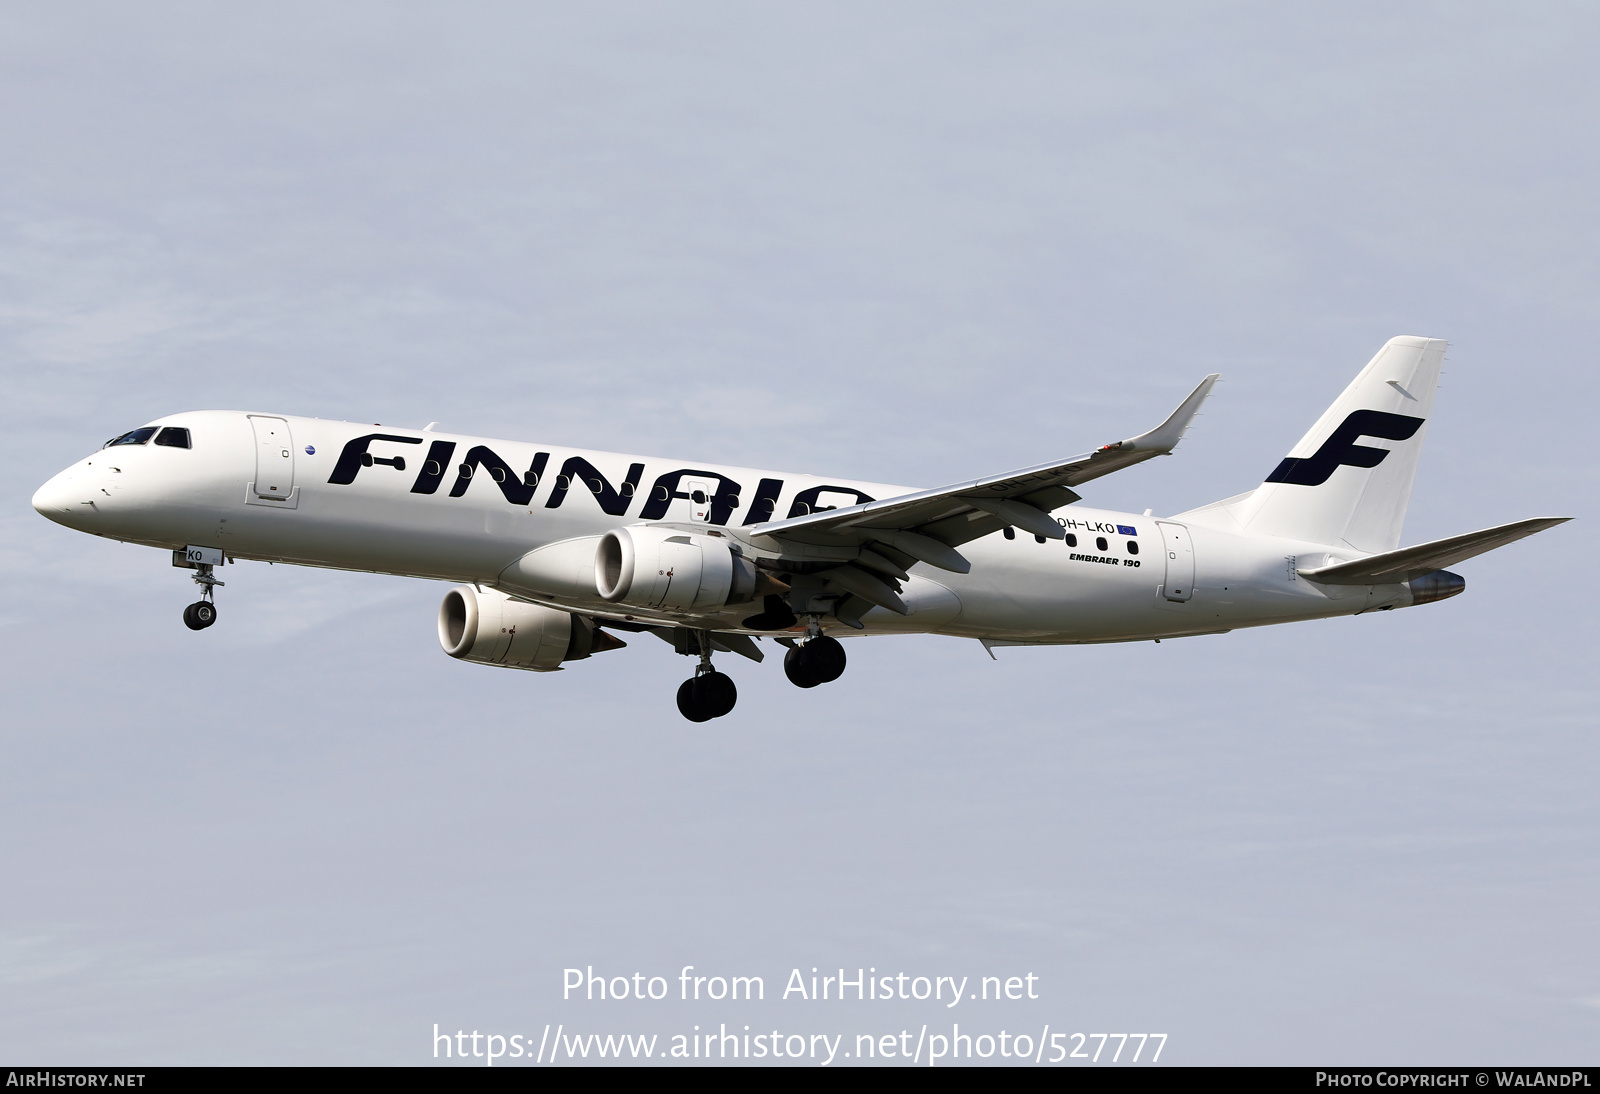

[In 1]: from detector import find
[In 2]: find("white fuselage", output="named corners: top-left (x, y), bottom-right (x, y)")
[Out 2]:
top-left (31, 410), bottom-right (1412, 645)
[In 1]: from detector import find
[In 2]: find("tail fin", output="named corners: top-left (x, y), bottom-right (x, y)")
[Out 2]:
top-left (1226, 336), bottom-right (1447, 552)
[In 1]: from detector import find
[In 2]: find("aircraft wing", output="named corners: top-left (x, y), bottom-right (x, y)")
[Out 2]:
top-left (747, 374), bottom-right (1220, 567)
top-left (1298, 517), bottom-right (1571, 585)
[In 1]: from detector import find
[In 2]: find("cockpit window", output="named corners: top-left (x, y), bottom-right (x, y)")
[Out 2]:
top-left (105, 427), bottom-right (157, 447)
top-left (154, 427), bottom-right (191, 449)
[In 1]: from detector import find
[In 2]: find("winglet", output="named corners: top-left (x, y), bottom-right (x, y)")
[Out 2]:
top-left (1104, 374), bottom-right (1220, 455)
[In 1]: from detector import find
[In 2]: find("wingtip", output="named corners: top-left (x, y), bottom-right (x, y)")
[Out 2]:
top-left (1126, 372), bottom-right (1221, 453)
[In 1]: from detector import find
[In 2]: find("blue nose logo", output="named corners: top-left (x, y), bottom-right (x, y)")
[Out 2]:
top-left (305, 445), bottom-right (316, 455)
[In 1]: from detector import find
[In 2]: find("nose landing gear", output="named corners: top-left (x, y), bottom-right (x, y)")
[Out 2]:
top-left (177, 552), bottom-right (224, 631)
top-left (676, 630), bottom-right (737, 722)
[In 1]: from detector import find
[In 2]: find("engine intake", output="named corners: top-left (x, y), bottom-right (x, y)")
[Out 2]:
top-left (595, 526), bottom-right (758, 612)
top-left (438, 585), bottom-right (620, 672)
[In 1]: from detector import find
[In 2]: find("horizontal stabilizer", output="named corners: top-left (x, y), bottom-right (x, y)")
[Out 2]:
top-left (1298, 517), bottom-right (1570, 585)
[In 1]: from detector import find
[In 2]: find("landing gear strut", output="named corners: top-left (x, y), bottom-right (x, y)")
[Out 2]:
top-left (676, 630), bottom-right (737, 722)
top-left (783, 617), bottom-right (847, 688)
top-left (182, 562), bottom-right (223, 631)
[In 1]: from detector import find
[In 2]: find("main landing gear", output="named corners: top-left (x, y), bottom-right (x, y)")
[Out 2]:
top-left (782, 619), bottom-right (847, 689)
top-left (676, 630), bottom-right (737, 722)
top-left (669, 617), bottom-right (848, 721)
top-left (182, 562), bottom-right (224, 631)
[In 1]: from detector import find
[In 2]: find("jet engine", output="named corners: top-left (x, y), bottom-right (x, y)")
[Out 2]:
top-left (594, 526), bottom-right (759, 612)
top-left (1406, 569), bottom-right (1465, 606)
top-left (438, 585), bottom-right (622, 672)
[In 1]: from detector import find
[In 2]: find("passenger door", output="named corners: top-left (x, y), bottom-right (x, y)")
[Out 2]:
top-left (1156, 521), bottom-right (1195, 602)
top-left (249, 416), bottom-right (295, 500)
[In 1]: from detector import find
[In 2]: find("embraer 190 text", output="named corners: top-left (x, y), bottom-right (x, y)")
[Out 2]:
top-left (32, 337), bottom-right (1569, 721)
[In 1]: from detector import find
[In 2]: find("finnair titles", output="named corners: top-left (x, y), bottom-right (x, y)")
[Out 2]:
top-left (32, 336), bottom-right (1568, 721)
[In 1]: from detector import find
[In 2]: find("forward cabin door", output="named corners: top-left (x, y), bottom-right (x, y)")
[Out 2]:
top-left (249, 416), bottom-right (295, 500)
top-left (1157, 521), bottom-right (1195, 602)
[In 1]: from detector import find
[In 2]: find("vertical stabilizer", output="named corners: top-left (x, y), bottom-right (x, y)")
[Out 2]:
top-left (1228, 336), bottom-right (1447, 553)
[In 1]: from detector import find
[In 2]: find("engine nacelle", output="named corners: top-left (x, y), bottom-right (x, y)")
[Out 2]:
top-left (595, 526), bottom-right (758, 612)
top-left (438, 585), bottom-right (613, 672)
top-left (1407, 569), bottom-right (1465, 606)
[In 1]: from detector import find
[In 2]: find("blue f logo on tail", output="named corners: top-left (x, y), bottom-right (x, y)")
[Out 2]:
top-left (1265, 410), bottom-right (1425, 487)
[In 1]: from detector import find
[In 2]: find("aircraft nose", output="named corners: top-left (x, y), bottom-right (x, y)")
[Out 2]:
top-left (32, 468), bottom-right (91, 526)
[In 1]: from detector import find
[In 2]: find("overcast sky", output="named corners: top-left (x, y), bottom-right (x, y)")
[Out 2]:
top-left (2, 2), bottom-right (1596, 1066)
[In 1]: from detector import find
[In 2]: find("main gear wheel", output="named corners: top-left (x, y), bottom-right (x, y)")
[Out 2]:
top-left (783, 635), bottom-right (846, 688)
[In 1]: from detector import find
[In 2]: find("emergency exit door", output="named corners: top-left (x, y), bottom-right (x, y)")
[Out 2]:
top-left (249, 416), bottom-right (295, 500)
top-left (1156, 521), bottom-right (1195, 602)
top-left (685, 478), bottom-right (713, 522)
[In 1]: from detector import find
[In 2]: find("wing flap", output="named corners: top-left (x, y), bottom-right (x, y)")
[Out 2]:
top-left (1299, 517), bottom-right (1571, 585)
top-left (645, 625), bottom-right (767, 662)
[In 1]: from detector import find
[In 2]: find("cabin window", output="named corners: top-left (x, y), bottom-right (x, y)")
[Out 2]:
top-left (1065, 534), bottom-right (1077, 547)
top-left (105, 427), bottom-right (157, 447)
top-left (1002, 527), bottom-right (1015, 540)
top-left (523, 471), bottom-right (539, 487)
top-left (153, 427), bottom-right (191, 449)
top-left (1035, 534), bottom-right (1047, 543)
top-left (1095, 536), bottom-right (1108, 551)
top-left (1127, 540), bottom-right (1139, 555)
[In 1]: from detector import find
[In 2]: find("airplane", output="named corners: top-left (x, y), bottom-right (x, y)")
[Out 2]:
top-left (31, 335), bottom-right (1568, 722)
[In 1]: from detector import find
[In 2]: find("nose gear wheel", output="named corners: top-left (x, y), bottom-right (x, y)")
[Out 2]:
top-left (182, 601), bottom-right (217, 630)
